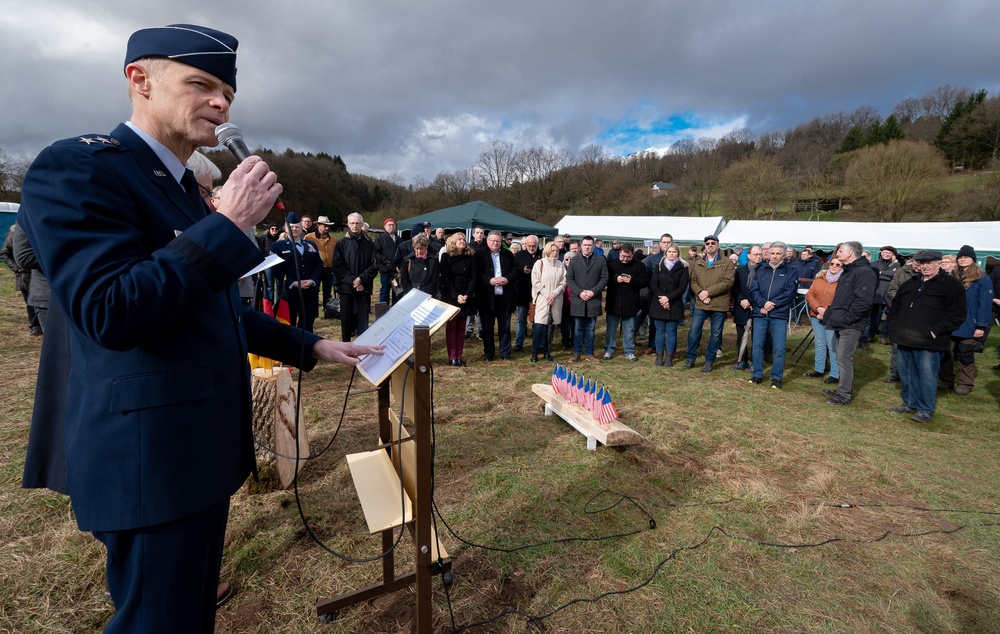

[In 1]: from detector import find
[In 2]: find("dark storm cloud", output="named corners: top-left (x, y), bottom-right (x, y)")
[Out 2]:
top-left (2, 0), bottom-right (996, 183)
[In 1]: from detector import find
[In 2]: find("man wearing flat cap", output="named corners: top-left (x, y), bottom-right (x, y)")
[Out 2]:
top-left (886, 250), bottom-right (966, 423)
top-left (684, 234), bottom-right (735, 372)
top-left (17, 24), bottom-right (382, 631)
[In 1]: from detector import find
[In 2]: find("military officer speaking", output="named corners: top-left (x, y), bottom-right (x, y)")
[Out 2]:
top-left (18, 23), bottom-right (382, 632)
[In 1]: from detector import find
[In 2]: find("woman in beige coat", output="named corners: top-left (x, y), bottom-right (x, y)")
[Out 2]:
top-left (530, 242), bottom-right (566, 362)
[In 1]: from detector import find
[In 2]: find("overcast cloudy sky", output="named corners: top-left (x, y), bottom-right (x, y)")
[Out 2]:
top-left (1, 0), bottom-right (997, 184)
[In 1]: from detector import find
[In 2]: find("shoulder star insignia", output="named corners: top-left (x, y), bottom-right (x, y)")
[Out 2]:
top-left (79, 137), bottom-right (96, 145)
top-left (95, 137), bottom-right (111, 144)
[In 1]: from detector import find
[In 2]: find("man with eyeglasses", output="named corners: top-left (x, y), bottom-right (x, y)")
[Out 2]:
top-left (748, 241), bottom-right (798, 389)
top-left (886, 250), bottom-right (966, 423)
top-left (332, 212), bottom-right (378, 340)
top-left (603, 244), bottom-right (647, 361)
top-left (684, 235), bottom-right (735, 372)
top-left (473, 231), bottom-right (516, 360)
top-left (566, 236), bottom-right (608, 362)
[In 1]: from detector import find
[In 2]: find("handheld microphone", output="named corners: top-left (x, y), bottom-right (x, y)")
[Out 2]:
top-left (215, 123), bottom-right (285, 211)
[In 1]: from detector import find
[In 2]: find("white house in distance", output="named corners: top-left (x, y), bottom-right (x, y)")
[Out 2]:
top-left (651, 181), bottom-right (677, 196)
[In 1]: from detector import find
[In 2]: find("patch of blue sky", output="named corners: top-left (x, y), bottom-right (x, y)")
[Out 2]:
top-left (597, 109), bottom-right (747, 154)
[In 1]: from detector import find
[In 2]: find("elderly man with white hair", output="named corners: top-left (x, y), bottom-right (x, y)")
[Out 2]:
top-left (332, 212), bottom-right (378, 340)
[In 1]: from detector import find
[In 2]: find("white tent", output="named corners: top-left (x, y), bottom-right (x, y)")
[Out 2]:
top-left (717, 220), bottom-right (1000, 260)
top-left (554, 215), bottom-right (726, 244)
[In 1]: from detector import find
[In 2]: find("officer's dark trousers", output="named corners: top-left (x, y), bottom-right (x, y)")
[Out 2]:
top-left (94, 498), bottom-right (230, 634)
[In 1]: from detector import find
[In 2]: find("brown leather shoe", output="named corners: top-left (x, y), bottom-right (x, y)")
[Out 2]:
top-left (569, 354), bottom-right (582, 363)
top-left (584, 355), bottom-right (600, 363)
top-left (217, 581), bottom-right (237, 608)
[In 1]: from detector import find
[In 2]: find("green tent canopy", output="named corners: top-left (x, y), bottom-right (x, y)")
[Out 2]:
top-left (401, 201), bottom-right (557, 237)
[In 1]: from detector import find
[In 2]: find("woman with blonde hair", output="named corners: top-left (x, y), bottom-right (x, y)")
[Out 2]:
top-left (530, 242), bottom-right (566, 362)
top-left (439, 232), bottom-right (476, 366)
top-left (939, 246), bottom-right (993, 394)
top-left (647, 243), bottom-right (688, 366)
top-left (805, 257), bottom-right (842, 383)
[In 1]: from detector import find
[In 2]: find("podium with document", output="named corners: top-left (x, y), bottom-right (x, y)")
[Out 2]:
top-left (316, 291), bottom-right (457, 631)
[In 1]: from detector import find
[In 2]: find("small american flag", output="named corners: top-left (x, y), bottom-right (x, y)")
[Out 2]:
top-left (598, 386), bottom-right (619, 425)
top-left (592, 385), bottom-right (605, 419)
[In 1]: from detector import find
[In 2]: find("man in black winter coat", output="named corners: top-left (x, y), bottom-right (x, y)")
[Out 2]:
top-left (821, 241), bottom-right (877, 406)
top-left (373, 218), bottom-right (401, 306)
top-left (332, 213), bottom-right (378, 341)
top-left (603, 244), bottom-right (648, 360)
top-left (887, 250), bottom-right (966, 423)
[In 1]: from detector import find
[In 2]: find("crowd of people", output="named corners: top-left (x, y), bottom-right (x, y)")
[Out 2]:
top-left (10, 193), bottom-right (999, 424)
top-left (4, 21), bottom-right (999, 632)
top-left (237, 217), bottom-right (998, 427)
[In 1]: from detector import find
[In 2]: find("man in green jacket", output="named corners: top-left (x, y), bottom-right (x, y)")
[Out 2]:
top-left (684, 235), bottom-right (735, 372)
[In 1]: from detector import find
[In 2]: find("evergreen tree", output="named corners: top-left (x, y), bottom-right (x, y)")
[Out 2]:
top-left (865, 119), bottom-right (885, 146)
top-left (935, 89), bottom-right (987, 160)
top-left (881, 114), bottom-right (906, 142)
top-left (837, 124), bottom-right (866, 153)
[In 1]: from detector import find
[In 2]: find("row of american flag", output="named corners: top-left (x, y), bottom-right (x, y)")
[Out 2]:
top-left (551, 364), bottom-right (619, 425)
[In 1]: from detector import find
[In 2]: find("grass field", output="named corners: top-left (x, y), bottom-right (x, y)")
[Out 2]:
top-left (1, 267), bottom-right (998, 633)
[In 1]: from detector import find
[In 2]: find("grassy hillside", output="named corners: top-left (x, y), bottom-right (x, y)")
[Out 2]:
top-left (1, 269), bottom-right (998, 633)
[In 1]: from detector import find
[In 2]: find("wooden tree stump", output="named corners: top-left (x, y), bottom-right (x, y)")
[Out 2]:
top-left (248, 367), bottom-right (310, 492)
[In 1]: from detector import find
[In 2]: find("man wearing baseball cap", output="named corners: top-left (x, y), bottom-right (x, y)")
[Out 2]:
top-left (18, 24), bottom-right (382, 630)
top-left (374, 218), bottom-right (401, 305)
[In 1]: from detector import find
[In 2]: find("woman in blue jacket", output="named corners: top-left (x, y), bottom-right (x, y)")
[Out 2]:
top-left (939, 246), bottom-right (993, 395)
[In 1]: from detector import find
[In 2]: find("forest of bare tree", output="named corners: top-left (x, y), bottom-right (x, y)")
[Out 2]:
top-left (4, 84), bottom-right (1000, 227)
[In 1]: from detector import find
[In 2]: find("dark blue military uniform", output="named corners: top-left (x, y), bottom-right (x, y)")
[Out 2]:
top-left (19, 122), bottom-right (323, 631)
top-left (271, 236), bottom-right (322, 332)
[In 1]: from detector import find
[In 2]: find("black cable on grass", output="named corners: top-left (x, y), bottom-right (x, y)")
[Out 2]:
top-left (288, 364), bottom-right (415, 563)
top-left (824, 502), bottom-right (1000, 515)
top-left (445, 519), bottom-right (1000, 633)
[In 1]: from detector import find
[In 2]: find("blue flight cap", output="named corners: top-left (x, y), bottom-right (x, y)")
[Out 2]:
top-left (125, 24), bottom-right (239, 91)
top-left (285, 212), bottom-right (301, 224)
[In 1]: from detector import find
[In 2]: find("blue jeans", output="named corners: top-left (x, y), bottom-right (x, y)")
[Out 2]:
top-left (263, 267), bottom-right (276, 303)
top-left (686, 309), bottom-right (725, 364)
top-left (515, 305), bottom-right (529, 347)
top-left (574, 316), bottom-right (597, 356)
top-left (897, 346), bottom-right (942, 415)
top-left (531, 323), bottom-right (549, 356)
top-left (751, 316), bottom-right (788, 379)
top-left (653, 319), bottom-right (678, 356)
top-left (604, 314), bottom-right (636, 356)
top-left (809, 316), bottom-right (838, 377)
top-left (379, 273), bottom-right (397, 305)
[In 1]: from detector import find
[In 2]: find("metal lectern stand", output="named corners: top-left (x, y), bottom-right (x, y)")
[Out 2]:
top-left (316, 324), bottom-right (452, 632)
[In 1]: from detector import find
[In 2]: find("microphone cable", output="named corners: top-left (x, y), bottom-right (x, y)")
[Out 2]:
top-left (439, 497), bottom-right (1000, 632)
top-left (289, 362), bottom-right (416, 563)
